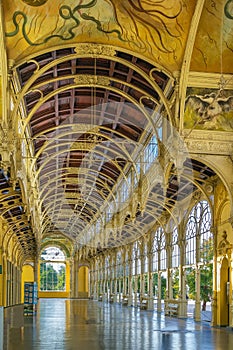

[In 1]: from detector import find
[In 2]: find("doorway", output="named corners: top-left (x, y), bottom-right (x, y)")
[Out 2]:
top-left (219, 257), bottom-right (229, 326)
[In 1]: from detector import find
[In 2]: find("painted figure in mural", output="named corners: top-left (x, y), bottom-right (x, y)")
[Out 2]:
top-left (185, 93), bottom-right (233, 130)
top-left (7, 0), bottom-right (183, 56)
top-left (22, 0), bottom-right (48, 5)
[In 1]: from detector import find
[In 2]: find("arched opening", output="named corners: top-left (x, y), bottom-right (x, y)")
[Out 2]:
top-left (38, 246), bottom-right (70, 298)
top-left (21, 264), bottom-right (34, 304)
top-left (78, 266), bottom-right (89, 299)
top-left (185, 200), bottom-right (213, 321)
top-left (219, 257), bottom-right (229, 326)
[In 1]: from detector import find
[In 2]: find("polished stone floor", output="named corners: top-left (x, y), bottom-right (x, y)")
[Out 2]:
top-left (8, 299), bottom-right (233, 350)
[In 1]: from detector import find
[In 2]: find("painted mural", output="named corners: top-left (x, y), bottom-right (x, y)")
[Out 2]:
top-left (2, 0), bottom-right (233, 73)
top-left (191, 0), bottom-right (233, 73)
top-left (3, 0), bottom-right (191, 69)
top-left (184, 87), bottom-right (233, 131)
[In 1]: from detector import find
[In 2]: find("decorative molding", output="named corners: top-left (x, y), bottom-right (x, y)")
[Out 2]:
top-left (183, 130), bottom-right (233, 155)
top-left (185, 139), bottom-right (233, 155)
top-left (74, 44), bottom-right (116, 57)
top-left (217, 230), bottom-right (233, 257)
top-left (74, 75), bottom-right (110, 86)
top-left (183, 129), bottom-right (233, 141)
top-left (187, 72), bottom-right (233, 90)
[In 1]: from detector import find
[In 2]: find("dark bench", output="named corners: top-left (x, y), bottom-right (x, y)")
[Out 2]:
top-left (122, 296), bottom-right (128, 305)
top-left (140, 298), bottom-right (148, 310)
top-left (165, 302), bottom-right (179, 316)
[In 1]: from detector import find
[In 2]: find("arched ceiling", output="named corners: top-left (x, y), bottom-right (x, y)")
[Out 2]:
top-left (3, 0), bottom-right (233, 74)
top-left (0, 0), bottom-right (232, 261)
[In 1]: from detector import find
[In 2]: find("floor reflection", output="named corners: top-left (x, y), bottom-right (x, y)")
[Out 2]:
top-left (8, 299), bottom-right (233, 350)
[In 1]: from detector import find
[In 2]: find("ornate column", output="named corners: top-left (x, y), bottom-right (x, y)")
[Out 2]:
top-left (140, 239), bottom-right (145, 298)
top-left (89, 261), bottom-right (94, 298)
top-left (73, 252), bottom-right (80, 298)
top-left (122, 249), bottom-right (126, 297)
top-left (102, 255), bottom-right (107, 301)
top-left (34, 254), bottom-right (39, 286)
top-left (133, 249), bottom-right (138, 307)
top-left (194, 265), bottom-right (201, 321)
top-left (127, 246), bottom-right (133, 306)
top-left (178, 237), bottom-right (188, 318)
top-left (93, 259), bottom-right (98, 300)
top-left (95, 257), bottom-right (100, 300)
top-left (229, 222), bottom-right (233, 328)
top-left (157, 271), bottom-right (162, 312)
top-left (0, 247), bottom-right (3, 306)
top-left (211, 226), bottom-right (218, 326)
top-left (166, 240), bottom-right (173, 300)
top-left (147, 237), bottom-right (154, 310)
top-left (230, 251), bottom-right (233, 328)
top-left (109, 254), bottom-right (113, 298)
top-left (99, 257), bottom-right (103, 299)
top-left (194, 231), bottom-right (201, 321)
top-left (69, 257), bottom-right (74, 299)
top-left (112, 253), bottom-right (117, 302)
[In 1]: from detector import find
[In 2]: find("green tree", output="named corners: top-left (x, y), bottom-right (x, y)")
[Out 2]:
top-left (40, 263), bottom-right (58, 290)
top-left (152, 272), bottom-right (166, 299)
top-left (200, 237), bottom-right (213, 311)
top-left (40, 263), bottom-right (66, 291)
top-left (185, 238), bottom-right (213, 310)
top-left (200, 264), bottom-right (213, 310)
top-left (172, 269), bottom-right (179, 299)
top-left (57, 264), bottom-right (66, 290)
top-left (186, 267), bottom-right (196, 299)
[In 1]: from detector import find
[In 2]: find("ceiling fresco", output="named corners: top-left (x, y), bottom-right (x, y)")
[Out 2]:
top-left (3, 0), bottom-right (232, 74)
top-left (3, 0), bottom-right (189, 71)
top-left (191, 0), bottom-right (233, 73)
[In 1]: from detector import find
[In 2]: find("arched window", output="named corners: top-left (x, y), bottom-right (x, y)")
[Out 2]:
top-left (125, 251), bottom-right (129, 276)
top-left (105, 255), bottom-right (110, 279)
top-left (116, 251), bottom-right (123, 277)
top-left (185, 200), bottom-right (212, 265)
top-left (132, 241), bottom-right (141, 275)
top-left (152, 227), bottom-right (166, 271)
top-left (172, 227), bottom-right (179, 268)
top-left (40, 247), bottom-right (66, 291)
top-left (136, 242), bottom-right (141, 273)
top-left (152, 232), bottom-right (158, 272)
top-left (132, 242), bottom-right (137, 276)
top-left (144, 243), bottom-right (148, 273)
top-left (186, 208), bottom-right (197, 265)
top-left (199, 201), bottom-right (213, 263)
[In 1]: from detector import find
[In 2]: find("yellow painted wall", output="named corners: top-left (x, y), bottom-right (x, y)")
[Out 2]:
top-left (78, 266), bottom-right (89, 293)
top-left (218, 257), bottom-right (230, 326)
top-left (21, 264), bottom-right (34, 303)
top-left (38, 291), bottom-right (69, 298)
top-left (215, 183), bottom-right (232, 327)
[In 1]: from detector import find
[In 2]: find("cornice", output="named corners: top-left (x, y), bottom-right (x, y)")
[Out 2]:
top-left (187, 72), bottom-right (233, 90)
top-left (183, 130), bottom-right (233, 155)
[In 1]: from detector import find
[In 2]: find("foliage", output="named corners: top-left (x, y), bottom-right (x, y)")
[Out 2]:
top-left (172, 269), bottom-right (179, 299)
top-left (186, 268), bottom-right (196, 299)
top-left (40, 262), bottom-right (66, 291)
top-left (185, 238), bottom-right (213, 310)
top-left (153, 273), bottom-right (166, 299)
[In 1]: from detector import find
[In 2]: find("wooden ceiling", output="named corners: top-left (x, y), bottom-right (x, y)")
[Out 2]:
top-left (1, 0), bottom-right (228, 260)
